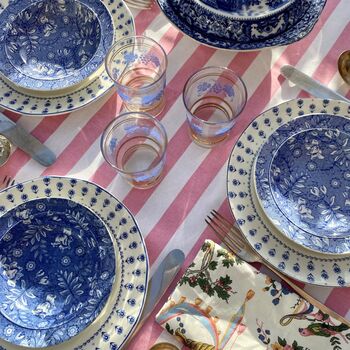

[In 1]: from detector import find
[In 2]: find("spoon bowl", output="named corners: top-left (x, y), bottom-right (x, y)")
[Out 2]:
top-left (338, 50), bottom-right (350, 85)
top-left (0, 135), bottom-right (11, 166)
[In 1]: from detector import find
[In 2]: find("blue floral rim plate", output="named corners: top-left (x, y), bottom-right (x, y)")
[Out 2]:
top-left (0, 0), bottom-right (114, 91)
top-left (0, 177), bottom-right (148, 349)
top-left (228, 99), bottom-right (350, 287)
top-left (0, 197), bottom-right (116, 347)
top-left (0, 0), bottom-right (134, 116)
top-left (255, 114), bottom-right (350, 254)
top-left (255, 113), bottom-right (350, 255)
top-left (156, 0), bottom-right (327, 50)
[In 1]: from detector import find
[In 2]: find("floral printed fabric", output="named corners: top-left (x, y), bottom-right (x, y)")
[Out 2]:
top-left (156, 240), bottom-right (350, 350)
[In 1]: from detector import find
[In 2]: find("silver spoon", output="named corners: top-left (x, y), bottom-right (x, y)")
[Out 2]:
top-left (0, 135), bottom-right (11, 166)
top-left (338, 50), bottom-right (350, 85)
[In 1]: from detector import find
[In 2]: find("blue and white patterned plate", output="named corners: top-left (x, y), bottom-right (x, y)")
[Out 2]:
top-left (255, 114), bottom-right (350, 254)
top-left (0, 0), bottom-right (134, 116)
top-left (0, 0), bottom-right (114, 91)
top-left (228, 99), bottom-right (350, 287)
top-left (156, 0), bottom-right (326, 50)
top-left (0, 177), bottom-right (148, 349)
top-left (0, 197), bottom-right (115, 347)
top-left (200, 0), bottom-right (296, 18)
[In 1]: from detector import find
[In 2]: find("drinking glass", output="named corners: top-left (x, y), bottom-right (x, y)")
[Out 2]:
top-left (100, 112), bottom-right (168, 189)
top-left (105, 36), bottom-right (168, 116)
top-left (183, 66), bottom-right (247, 147)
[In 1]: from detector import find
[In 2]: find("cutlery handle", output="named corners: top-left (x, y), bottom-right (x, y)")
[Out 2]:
top-left (267, 263), bottom-right (350, 327)
top-left (281, 65), bottom-right (350, 103)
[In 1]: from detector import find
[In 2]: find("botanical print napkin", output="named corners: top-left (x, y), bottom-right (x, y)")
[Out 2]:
top-left (156, 240), bottom-right (350, 350)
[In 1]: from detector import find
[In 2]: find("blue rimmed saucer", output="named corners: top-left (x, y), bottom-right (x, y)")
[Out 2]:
top-left (156, 0), bottom-right (326, 50)
top-left (0, 198), bottom-right (116, 347)
top-left (0, 177), bottom-right (148, 349)
top-left (255, 114), bottom-right (350, 255)
top-left (0, 0), bottom-right (114, 91)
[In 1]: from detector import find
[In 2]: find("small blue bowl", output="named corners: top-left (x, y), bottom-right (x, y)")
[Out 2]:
top-left (0, 0), bottom-right (114, 91)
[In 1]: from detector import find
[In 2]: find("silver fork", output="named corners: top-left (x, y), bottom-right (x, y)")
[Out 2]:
top-left (124, 0), bottom-right (153, 10)
top-left (206, 209), bottom-right (350, 327)
top-left (1, 175), bottom-right (15, 190)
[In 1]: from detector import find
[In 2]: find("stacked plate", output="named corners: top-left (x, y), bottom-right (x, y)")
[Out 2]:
top-left (227, 98), bottom-right (350, 287)
top-left (157, 0), bottom-right (327, 50)
top-left (0, 0), bottom-right (134, 116)
top-left (0, 177), bottom-right (148, 349)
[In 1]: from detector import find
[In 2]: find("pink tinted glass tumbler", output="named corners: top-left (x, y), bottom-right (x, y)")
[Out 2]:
top-left (100, 112), bottom-right (168, 189)
top-left (183, 66), bottom-right (247, 147)
top-left (105, 36), bottom-right (168, 116)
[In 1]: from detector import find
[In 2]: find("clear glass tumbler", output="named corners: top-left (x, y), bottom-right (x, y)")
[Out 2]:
top-left (100, 112), bottom-right (168, 189)
top-left (183, 66), bottom-right (247, 147)
top-left (105, 36), bottom-right (168, 116)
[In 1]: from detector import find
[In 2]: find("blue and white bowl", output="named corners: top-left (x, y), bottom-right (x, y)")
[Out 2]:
top-left (157, 0), bottom-right (326, 50)
top-left (170, 0), bottom-right (309, 42)
top-left (0, 0), bottom-right (114, 91)
top-left (199, 0), bottom-right (301, 19)
top-left (254, 113), bottom-right (350, 254)
top-left (0, 0), bottom-right (134, 116)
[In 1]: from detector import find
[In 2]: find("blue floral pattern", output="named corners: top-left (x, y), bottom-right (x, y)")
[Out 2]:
top-left (0, 197), bottom-right (115, 347)
top-left (0, 177), bottom-right (148, 349)
top-left (0, 0), bottom-right (134, 115)
top-left (227, 99), bottom-right (350, 287)
top-left (255, 114), bottom-right (350, 254)
top-left (197, 81), bottom-right (235, 100)
top-left (199, 0), bottom-right (295, 17)
top-left (156, 0), bottom-right (326, 50)
top-left (0, 0), bottom-right (113, 91)
top-left (110, 48), bottom-right (165, 109)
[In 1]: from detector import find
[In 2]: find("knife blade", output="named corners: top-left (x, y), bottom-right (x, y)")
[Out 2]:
top-left (122, 249), bottom-right (185, 348)
top-left (0, 112), bottom-right (56, 166)
top-left (281, 65), bottom-right (350, 103)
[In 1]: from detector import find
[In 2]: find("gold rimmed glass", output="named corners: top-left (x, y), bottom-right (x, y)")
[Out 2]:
top-left (100, 112), bottom-right (168, 189)
top-left (105, 36), bottom-right (168, 116)
top-left (183, 66), bottom-right (247, 147)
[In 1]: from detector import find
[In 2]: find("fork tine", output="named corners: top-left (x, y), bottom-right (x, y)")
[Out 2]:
top-left (212, 210), bottom-right (246, 247)
top-left (2, 176), bottom-right (15, 188)
top-left (210, 210), bottom-right (246, 250)
top-left (205, 214), bottom-right (242, 255)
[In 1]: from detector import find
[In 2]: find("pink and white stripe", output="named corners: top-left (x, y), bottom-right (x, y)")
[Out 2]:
top-left (1, 0), bottom-right (350, 348)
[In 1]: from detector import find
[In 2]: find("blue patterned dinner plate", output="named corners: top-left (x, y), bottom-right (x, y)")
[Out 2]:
top-left (0, 177), bottom-right (148, 349)
top-left (228, 99), bottom-right (350, 287)
top-left (0, 0), bottom-right (134, 116)
top-left (0, 197), bottom-right (116, 346)
top-left (255, 114), bottom-right (350, 254)
top-left (0, 0), bottom-right (114, 91)
top-left (156, 0), bottom-right (327, 50)
top-left (254, 114), bottom-right (350, 254)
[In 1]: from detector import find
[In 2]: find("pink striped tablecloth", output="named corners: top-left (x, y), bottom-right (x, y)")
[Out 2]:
top-left (1, 1), bottom-right (350, 348)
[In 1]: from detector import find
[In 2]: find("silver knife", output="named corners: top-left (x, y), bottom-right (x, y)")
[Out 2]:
top-left (122, 249), bottom-right (185, 348)
top-left (281, 65), bottom-right (350, 103)
top-left (0, 112), bottom-right (56, 166)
